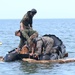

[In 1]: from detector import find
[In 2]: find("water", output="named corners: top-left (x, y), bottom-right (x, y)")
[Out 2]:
top-left (0, 19), bottom-right (75, 75)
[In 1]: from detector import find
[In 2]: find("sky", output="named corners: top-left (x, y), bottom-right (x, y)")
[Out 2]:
top-left (0, 0), bottom-right (75, 19)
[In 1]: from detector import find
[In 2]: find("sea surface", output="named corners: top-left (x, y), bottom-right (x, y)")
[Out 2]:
top-left (0, 19), bottom-right (75, 75)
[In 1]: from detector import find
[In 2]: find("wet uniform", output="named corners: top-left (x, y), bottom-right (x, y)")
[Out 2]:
top-left (20, 11), bottom-right (38, 45)
top-left (34, 36), bottom-right (54, 60)
top-left (19, 30), bottom-right (38, 49)
top-left (20, 12), bottom-right (33, 28)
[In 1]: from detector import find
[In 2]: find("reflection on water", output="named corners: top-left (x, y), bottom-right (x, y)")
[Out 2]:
top-left (1, 60), bottom-right (75, 75)
top-left (19, 61), bottom-right (58, 75)
top-left (19, 61), bottom-right (38, 74)
top-left (18, 61), bottom-right (75, 75)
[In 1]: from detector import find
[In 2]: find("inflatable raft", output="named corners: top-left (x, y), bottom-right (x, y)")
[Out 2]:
top-left (1, 55), bottom-right (75, 64)
top-left (0, 34), bottom-right (72, 63)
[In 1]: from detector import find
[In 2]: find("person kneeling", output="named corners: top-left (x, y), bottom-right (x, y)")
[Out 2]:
top-left (29, 36), bottom-right (58, 60)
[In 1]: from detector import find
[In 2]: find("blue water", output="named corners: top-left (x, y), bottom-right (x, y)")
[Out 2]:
top-left (0, 19), bottom-right (75, 75)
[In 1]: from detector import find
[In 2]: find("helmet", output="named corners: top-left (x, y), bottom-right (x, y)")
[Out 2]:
top-left (31, 9), bottom-right (37, 14)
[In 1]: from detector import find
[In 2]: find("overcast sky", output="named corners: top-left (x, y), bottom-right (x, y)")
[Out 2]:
top-left (0, 0), bottom-right (75, 19)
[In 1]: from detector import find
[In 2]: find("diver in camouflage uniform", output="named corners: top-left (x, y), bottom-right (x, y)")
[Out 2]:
top-left (29, 36), bottom-right (56, 60)
top-left (15, 30), bottom-right (38, 49)
top-left (29, 34), bottom-right (66, 60)
top-left (20, 9), bottom-right (37, 30)
top-left (19, 9), bottom-right (38, 45)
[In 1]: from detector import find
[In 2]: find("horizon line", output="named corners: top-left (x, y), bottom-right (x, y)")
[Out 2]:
top-left (0, 18), bottom-right (75, 20)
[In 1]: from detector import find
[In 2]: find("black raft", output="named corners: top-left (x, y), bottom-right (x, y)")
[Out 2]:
top-left (3, 34), bottom-right (66, 62)
top-left (3, 48), bottom-right (29, 62)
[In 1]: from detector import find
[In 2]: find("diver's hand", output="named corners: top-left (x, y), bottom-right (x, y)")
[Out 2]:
top-left (15, 48), bottom-right (20, 53)
top-left (33, 53), bottom-right (39, 59)
top-left (29, 53), bottom-right (33, 56)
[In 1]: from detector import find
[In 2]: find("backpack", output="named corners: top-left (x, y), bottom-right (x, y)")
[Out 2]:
top-left (43, 34), bottom-right (63, 47)
top-left (43, 34), bottom-right (66, 57)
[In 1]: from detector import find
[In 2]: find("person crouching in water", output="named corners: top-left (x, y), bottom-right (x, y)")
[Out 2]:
top-left (29, 36), bottom-right (58, 60)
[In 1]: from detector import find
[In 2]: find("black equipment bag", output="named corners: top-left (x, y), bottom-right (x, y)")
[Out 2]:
top-left (43, 34), bottom-right (66, 58)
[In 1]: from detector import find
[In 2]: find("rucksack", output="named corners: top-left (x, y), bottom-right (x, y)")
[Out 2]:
top-left (43, 34), bottom-right (63, 47)
top-left (43, 34), bottom-right (66, 57)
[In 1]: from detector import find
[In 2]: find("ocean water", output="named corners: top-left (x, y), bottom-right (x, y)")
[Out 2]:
top-left (0, 19), bottom-right (75, 75)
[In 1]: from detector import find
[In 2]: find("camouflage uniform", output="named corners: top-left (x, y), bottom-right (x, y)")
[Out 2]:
top-left (20, 9), bottom-right (38, 45)
top-left (19, 29), bottom-right (38, 49)
top-left (34, 36), bottom-right (54, 60)
top-left (20, 12), bottom-right (33, 29)
top-left (20, 9), bottom-right (37, 28)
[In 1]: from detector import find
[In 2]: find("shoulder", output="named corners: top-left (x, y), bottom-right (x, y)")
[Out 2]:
top-left (23, 13), bottom-right (29, 19)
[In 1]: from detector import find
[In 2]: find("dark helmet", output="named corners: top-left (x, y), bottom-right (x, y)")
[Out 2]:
top-left (31, 9), bottom-right (37, 14)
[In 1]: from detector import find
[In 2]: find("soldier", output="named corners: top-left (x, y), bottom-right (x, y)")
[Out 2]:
top-left (15, 30), bottom-right (38, 50)
top-left (19, 9), bottom-right (38, 48)
top-left (20, 8), bottom-right (37, 30)
top-left (29, 36), bottom-right (55, 60)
